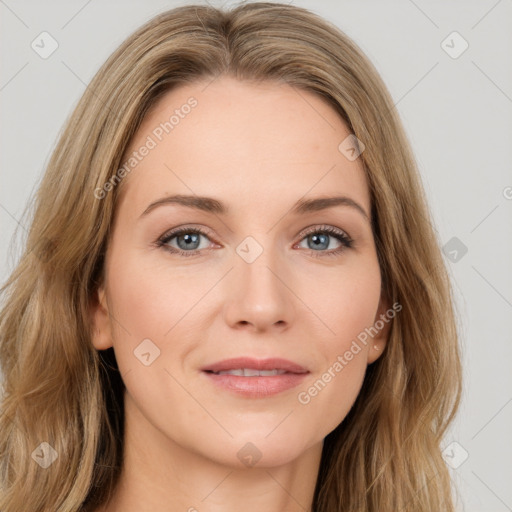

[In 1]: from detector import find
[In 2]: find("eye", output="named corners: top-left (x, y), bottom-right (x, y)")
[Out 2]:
top-left (156, 226), bottom-right (215, 257)
top-left (294, 225), bottom-right (353, 258)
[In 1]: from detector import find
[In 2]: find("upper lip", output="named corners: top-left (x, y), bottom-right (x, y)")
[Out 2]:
top-left (201, 357), bottom-right (309, 374)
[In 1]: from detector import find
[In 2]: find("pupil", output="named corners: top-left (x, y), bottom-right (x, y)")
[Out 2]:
top-left (310, 233), bottom-right (328, 250)
top-left (179, 233), bottom-right (199, 250)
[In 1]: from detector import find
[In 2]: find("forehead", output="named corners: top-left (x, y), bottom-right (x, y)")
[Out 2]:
top-left (116, 76), bottom-right (370, 221)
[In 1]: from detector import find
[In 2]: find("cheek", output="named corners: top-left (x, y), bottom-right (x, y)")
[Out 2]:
top-left (107, 249), bottom-right (214, 334)
top-left (296, 350), bottom-right (367, 438)
top-left (105, 250), bottom-right (212, 377)
top-left (292, 260), bottom-right (380, 421)
top-left (297, 257), bottom-right (382, 348)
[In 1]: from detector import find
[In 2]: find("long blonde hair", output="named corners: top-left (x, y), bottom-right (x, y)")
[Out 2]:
top-left (0, 3), bottom-right (462, 511)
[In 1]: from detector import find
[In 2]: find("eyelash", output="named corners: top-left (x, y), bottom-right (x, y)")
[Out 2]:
top-left (155, 224), bottom-right (353, 258)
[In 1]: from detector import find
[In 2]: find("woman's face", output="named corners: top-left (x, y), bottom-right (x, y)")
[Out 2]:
top-left (91, 75), bottom-right (389, 468)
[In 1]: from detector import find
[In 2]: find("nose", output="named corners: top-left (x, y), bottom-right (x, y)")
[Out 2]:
top-left (222, 246), bottom-right (295, 332)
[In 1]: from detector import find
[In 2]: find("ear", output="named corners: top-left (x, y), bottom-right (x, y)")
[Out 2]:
top-left (90, 284), bottom-right (113, 351)
top-left (366, 293), bottom-right (392, 365)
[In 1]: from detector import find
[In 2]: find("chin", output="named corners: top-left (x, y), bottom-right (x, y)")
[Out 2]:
top-left (207, 433), bottom-right (314, 469)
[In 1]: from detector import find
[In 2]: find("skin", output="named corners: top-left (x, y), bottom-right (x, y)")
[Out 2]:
top-left (91, 75), bottom-right (390, 512)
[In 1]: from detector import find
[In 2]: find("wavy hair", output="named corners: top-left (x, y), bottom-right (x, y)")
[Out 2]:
top-left (0, 3), bottom-right (462, 511)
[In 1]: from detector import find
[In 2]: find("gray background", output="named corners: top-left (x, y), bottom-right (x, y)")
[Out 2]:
top-left (1, 1), bottom-right (511, 510)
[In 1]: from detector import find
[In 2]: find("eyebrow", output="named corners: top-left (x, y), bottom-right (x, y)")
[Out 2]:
top-left (139, 194), bottom-right (370, 221)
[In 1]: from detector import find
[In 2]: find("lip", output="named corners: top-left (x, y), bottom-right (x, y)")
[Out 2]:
top-left (201, 357), bottom-right (309, 374)
top-left (201, 357), bottom-right (310, 398)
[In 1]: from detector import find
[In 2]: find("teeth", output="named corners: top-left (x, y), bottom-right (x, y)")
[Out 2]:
top-left (217, 369), bottom-right (244, 376)
top-left (215, 368), bottom-right (288, 377)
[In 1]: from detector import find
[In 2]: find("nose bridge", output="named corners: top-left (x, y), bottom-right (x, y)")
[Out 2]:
top-left (237, 234), bottom-right (286, 303)
top-left (223, 234), bottom-right (294, 330)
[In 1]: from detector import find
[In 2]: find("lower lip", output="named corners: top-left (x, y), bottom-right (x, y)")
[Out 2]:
top-left (202, 371), bottom-right (309, 398)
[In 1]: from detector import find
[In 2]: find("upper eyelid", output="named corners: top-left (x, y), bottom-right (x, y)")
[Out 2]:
top-left (300, 224), bottom-right (350, 238)
top-left (160, 225), bottom-right (215, 242)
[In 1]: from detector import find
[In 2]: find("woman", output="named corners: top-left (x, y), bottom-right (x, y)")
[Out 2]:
top-left (0, 3), bottom-right (462, 511)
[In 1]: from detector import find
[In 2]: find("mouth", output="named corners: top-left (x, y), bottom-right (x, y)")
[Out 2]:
top-left (204, 368), bottom-right (291, 376)
top-left (201, 356), bottom-right (309, 374)
top-left (200, 357), bottom-right (310, 398)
